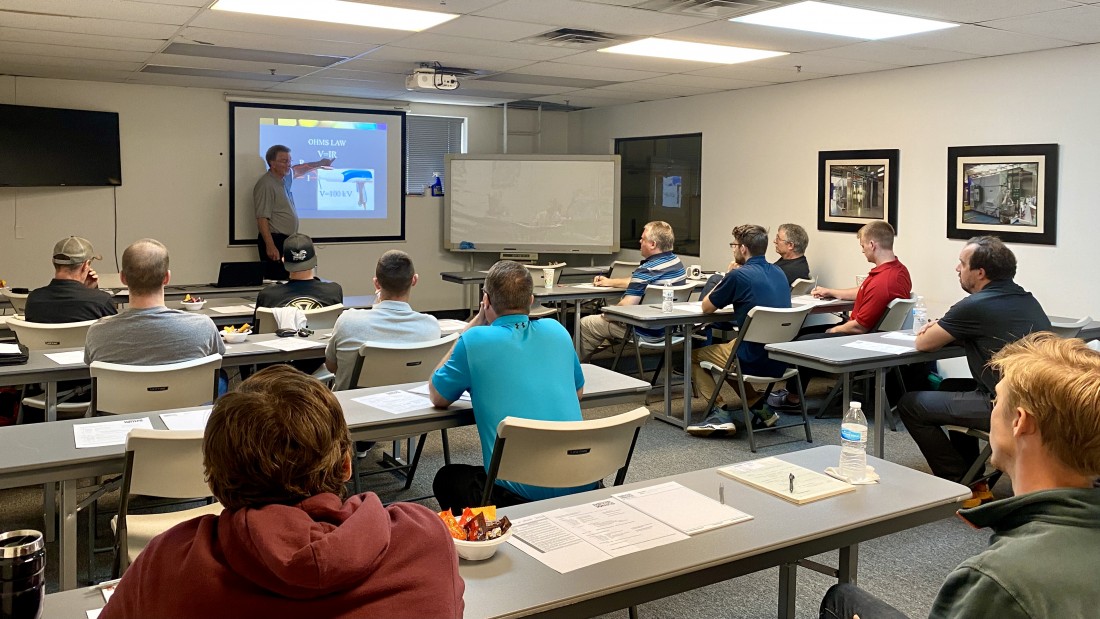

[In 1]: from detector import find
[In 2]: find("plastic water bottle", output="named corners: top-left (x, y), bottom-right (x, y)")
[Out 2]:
top-left (912, 296), bottom-right (928, 333)
top-left (839, 402), bottom-right (868, 482)
top-left (661, 288), bottom-right (674, 313)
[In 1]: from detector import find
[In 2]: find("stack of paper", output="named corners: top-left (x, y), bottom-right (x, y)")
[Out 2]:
top-left (719, 457), bottom-right (854, 504)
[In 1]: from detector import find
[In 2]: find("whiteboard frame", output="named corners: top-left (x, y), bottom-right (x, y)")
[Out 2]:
top-left (443, 154), bottom-right (621, 254)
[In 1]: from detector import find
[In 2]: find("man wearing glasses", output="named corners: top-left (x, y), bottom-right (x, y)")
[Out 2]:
top-left (772, 223), bottom-right (810, 286)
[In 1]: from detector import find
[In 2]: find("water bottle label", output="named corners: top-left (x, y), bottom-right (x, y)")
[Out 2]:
top-left (840, 427), bottom-right (863, 441)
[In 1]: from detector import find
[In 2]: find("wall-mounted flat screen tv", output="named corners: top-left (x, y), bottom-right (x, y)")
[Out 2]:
top-left (0, 104), bottom-right (121, 187)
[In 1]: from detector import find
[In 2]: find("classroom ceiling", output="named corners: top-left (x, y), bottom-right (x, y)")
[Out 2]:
top-left (1, 0), bottom-right (1099, 110)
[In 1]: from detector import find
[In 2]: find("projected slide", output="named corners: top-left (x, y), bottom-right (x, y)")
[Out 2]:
top-left (230, 102), bottom-right (406, 245)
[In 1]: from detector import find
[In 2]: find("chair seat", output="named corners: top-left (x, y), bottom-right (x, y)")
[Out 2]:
top-left (529, 305), bottom-right (558, 318)
top-left (21, 396), bottom-right (90, 419)
top-left (637, 336), bottom-right (684, 348)
top-left (112, 502), bottom-right (223, 562)
top-left (699, 361), bottom-right (799, 383)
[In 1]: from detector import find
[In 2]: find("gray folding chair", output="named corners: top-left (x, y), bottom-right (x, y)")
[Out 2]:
top-left (699, 306), bottom-right (813, 452)
top-left (1049, 316), bottom-right (1091, 338)
top-left (790, 277), bottom-right (817, 296)
top-left (610, 282), bottom-right (696, 381)
top-left (7, 317), bottom-right (97, 421)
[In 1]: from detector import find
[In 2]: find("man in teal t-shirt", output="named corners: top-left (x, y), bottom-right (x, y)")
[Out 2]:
top-left (430, 260), bottom-right (589, 513)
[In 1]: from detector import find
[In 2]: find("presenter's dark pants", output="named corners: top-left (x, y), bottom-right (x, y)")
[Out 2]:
top-left (819, 583), bottom-right (910, 619)
top-left (433, 464), bottom-right (530, 515)
top-left (257, 232), bottom-right (289, 280)
top-left (897, 389), bottom-right (991, 482)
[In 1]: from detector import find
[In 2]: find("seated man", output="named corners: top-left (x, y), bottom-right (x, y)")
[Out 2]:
top-left (772, 223), bottom-right (810, 286)
top-left (578, 220), bottom-right (686, 361)
top-left (430, 260), bottom-right (588, 513)
top-left (85, 239), bottom-right (224, 366)
top-left (24, 236), bottom-right (117, 323)
top-left (769, 220), bottom-right (911, 410)
top-left (686, 225), bottom-right (791, 437)
top-left (819, 333), bottom-right (1100, 619)
top-left (255, 233), bottom-right (343, 310)
top-left (326, 249), bottom-right (440, 391)
top-left (899, 236), bottom-right (1049, 492)
top-left (100, 365), bottom-right (464, 619)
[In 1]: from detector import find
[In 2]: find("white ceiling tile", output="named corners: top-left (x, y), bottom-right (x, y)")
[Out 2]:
top-left (0, 41), bottom-right (151, 64)
top-left (508, 61), bottom-right (666, 81)
top-left (187, 11), bottom-right (416, 45)
top-left (289, 74), bottom-right (407, 88)
top-left (265, 81), bottom-right (408, 99)
top-left (981, 6), bottom-right (1100, 44)
top-left (131, 0), bottom-right (209, 7)
top-left (578, 86), bottom-right (667, 100)
top-left (898, 23), bottom-right (1076, 56)
top-left (686, 63), bottom-right (830, 83)
top-left (0, 52), bottom-right (143, 72)
top-left (664, 21), bottom-right (860, 53)
top-left (176, 27), bottom-right (377, 58)
top-left (0, 62), bottom-right (135, 82)
top-left (0, 11), bottom-right (180, 38)
top-left (126, 72), bottom-right (287, 90)
top-left (0, 0), bottom-right (200, 24)
top-left (392, 91), bottom-right (510, 106)
top-left (811, 41), bottom-right (979, 66)
top-left (639, 74), bottom-right (773, 89)
top-left (425, 16), bottom-right (555, 42)
top-left (359, 0), bottom-right (502, 14)
top-left (595, 80), bottom-right (721, 96)
top-left (749, 52), bottom-right (902, 75)
top-left (389, 33), bottom-right (579, 61)
top-left (0, 27), bottom-right (165, 53)
top-left (346, 47), bottom-right (534, 73)
top-left (532, 91), bottom-right (646, 107)
top-left (455, 79), bottom-right (577, 95)
top-left (835, 0), bottom-right (1080, 23)
top-left (551, 49), bottom-right (726, 73)
top-left (473, 0), bottom-right (712, 36)
top-left (148, 53), bottom-right (318, 77)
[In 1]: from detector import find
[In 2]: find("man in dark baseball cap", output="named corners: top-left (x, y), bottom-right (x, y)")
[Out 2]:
top-left (255, 233), bottom-right (342, 311)
top-left (25, 236), bottom-right (116, 323)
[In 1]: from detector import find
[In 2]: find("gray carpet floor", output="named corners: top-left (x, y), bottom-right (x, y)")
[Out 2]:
top-left (0, 376), bottom-right (1006, 618)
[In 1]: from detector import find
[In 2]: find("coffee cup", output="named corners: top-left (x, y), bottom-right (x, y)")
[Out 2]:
top-left (0, 530), bottom-right (45, 619)
top-left (542, 268), bottom-right (555, 288)
top-left (688, 265), bottom-right (702, 279)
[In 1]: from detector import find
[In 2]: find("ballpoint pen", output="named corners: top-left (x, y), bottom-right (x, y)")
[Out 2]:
top-left (789, 473), bottom-right (795, 494)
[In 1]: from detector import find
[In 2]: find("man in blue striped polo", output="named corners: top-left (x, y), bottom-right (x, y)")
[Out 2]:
top-left (578, 220), bottom-right (687, 361)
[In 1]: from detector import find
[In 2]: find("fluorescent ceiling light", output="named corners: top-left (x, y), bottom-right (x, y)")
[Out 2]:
top-left (731, 1), bottom-right (957, 40)
top-left (211, 0), bottom-right (458, 32)
top-left (599, 38), bottom-right (787, 64)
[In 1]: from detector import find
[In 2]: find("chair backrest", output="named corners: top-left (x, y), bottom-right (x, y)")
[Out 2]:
top-left (736, 306), bottom-right (813, 346)
top-left (482, 406), bottom-right (650, 505)
top-left (608, 260), bottom-right (639, 281)
top-left (1, 289), bottom-right (30, 314)
top-left (641, 282), bottom-right (696, 304)
top-left (7, 316), bottom-right (97, 350)
top-left (789, 277), bottom-right (816, 296)
top-left (875, 297), bottom-right (917, 332)
top-left (1049, 315), bottom-right (1091, 338)
top-left (90, 354), bottom-right (222, 415)
top-left (123, 428), bottom-right (211, 499)
top-left (255, 304), bottom-right (346, 334)
top-left (524, 263), bottom-right (566, 287)
top-left (349, 333), bottom-right (460, 389)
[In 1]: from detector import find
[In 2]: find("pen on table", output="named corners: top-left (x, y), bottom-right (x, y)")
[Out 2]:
top-left (789, 473), bottom-right (795, 494)
top-left (719, 484), bottom-right (725, 505)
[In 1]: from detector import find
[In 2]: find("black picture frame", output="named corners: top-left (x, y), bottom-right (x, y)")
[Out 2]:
top-left (946, 143), bottom-right (1058, 245)
top-left (817, 149), bottom-right (899, 234)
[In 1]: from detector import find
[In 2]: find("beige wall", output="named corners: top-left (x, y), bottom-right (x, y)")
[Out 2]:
top-left (570, 43), bottom-right (1100, 320)
top-left (0, 77), bottom-right (569, 311)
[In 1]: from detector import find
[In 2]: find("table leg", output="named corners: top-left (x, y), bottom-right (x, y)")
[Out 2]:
top-left (682, 329), bottom-right (694, 427)
top-left (43, 483), bottom-right (56, 543)
top-left (663, 330), bottom-right (673, 423)
top-left (841, 372), bottom-right (851, 414)
top-left (573, 299), bottom-right (582, 354)
top-left (874, 369), bottom-right (886, 458)
top-left (778, 562), bottom-right (797, 619)
top-left (59, 478), bottom-right (78, 591)
top-left (46, 380), bottom-right (57, 423)
top-left (838, 544), bottom-right (859, 584)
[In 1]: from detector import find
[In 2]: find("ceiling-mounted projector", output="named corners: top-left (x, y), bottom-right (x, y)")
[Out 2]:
top-left (405, 68), bottom-right (459, 91)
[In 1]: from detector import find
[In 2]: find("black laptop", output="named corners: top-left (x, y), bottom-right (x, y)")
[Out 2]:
top-left (211, 261), bottom-right (264, 288)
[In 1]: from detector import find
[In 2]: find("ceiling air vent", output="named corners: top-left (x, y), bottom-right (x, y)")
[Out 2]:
top-left (636, 0), bottom-right (783, 19)
top-left (517, 29), bottom-right (630, 49)
top-left (493, 100), bottom-right (588, 112)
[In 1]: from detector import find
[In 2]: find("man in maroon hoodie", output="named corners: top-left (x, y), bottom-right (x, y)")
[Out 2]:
top-left (101, 365), bottom-right (464, 618)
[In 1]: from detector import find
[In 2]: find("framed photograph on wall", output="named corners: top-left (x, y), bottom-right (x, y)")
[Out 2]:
top-left (947, 143), bottom-right (1058, 245)
top-left (817, 149), bottom-right (899, 234)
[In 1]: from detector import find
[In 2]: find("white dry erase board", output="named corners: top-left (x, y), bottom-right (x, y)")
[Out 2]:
top-left (444, 154), bottom-right (620, 254)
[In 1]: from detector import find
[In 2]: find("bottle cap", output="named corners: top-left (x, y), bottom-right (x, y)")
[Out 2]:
top-left (849, 401), bottom-right (862, 409)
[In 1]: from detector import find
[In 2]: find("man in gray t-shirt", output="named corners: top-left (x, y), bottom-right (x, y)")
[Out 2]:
top-left (85, 239), bottom-right (224, 366)
top-left (326, 250), bottom-right (439, 391)
top-left (254, 145), bottom-right (334, 280)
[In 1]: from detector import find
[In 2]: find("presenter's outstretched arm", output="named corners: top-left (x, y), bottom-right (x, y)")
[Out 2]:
top-left (292, 157), bottom-right (336, 178)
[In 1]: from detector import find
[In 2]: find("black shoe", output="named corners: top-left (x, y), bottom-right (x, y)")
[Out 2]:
top-left (354, 441), bottom-right (376, 459)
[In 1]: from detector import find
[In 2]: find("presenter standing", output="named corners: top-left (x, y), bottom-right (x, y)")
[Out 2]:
top-left (253, 144), bottom-right (334, 280)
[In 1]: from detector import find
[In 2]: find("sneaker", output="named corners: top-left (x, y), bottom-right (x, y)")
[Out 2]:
top-left (354, 440), bottom-right (376, 459)
top-left (751, 407), bottom-right (780, 429)
top-left (765, 390), bottom-right (802, 411)
top-left (961, 481), bottom-right (994, 509)
top-left (686, 408), bottom-right (737, 437)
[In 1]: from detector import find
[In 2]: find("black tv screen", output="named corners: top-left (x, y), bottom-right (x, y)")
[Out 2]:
top-left (0, 104), bottom-right (121, 187)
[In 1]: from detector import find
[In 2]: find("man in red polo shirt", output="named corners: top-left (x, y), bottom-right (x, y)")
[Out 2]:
top-left (769, 220), bottom-right (911, 410)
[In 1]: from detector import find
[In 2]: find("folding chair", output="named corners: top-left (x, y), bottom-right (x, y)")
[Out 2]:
top-left (610, 282), bottom-right (696, 381)
top-left (699, 306), bottom-right (813, 452)
top-left (1049, 316), bottom-right (1091, 338)
top-left (89, 354), bottom-right (222, 415)
top-left (7, 317), bottom-right (97, 421)
top-left (254, 303), bottom-right (346, 334)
